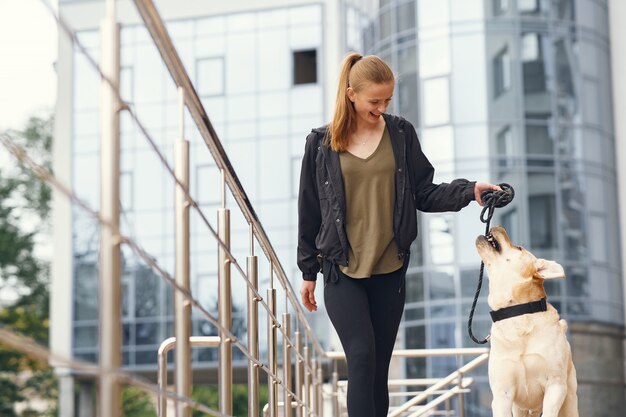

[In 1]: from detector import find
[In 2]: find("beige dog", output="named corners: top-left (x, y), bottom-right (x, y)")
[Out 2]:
top-left (475, 226), bottom-right (579, 417)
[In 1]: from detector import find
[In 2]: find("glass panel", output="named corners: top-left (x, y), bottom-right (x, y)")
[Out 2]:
top-left (134, 265), bottom-right (161, 317)
top-left (136, 322), bottom-right (160, 346)
top-left (405, 325), bottom-right (426, 377)
top-left (589, 215), bottom-right (607, 263)
top-left (450, 0), bottom-right (485, 21)
top-left (528, 193), bottom-right (556, 249)
top-left (398, 46), bottom-right (417, 75)
top-left (522, 33), bottom-right (548, 95)
top-left (397, 2), bottom-right (416, 33)
top-left (226, 33), bottom-right (256, 94)
top-left (429, 323), bottom-right (456, 375)
top-left (74, 325), bottom-right (98, 348)
top-left (519, 0), bottom-right (549, 15)
top-left (460, 269), bottom-right (483, 298)
top-left (420, 38), bottom-right (450, 78)
top-left (379, 8), bottom-right (392, 40)
top-left (493, 0), bottom-right (509, 15)
top-left (554, 38), bottom-right (578, 120)
top-left (197, 57), bottom-right (224, 96)
top-left (73, 259), bottom-right (98, 322)
top-left (422, 77), bottom-right (450, 126)
top-left (398, 74), bottom-right (419, 125)
top-left (559, 162), bottom-right (586, 261)
top-left (428, 216), bottom-right (454, 264)
top-left (493, 47), bottom-right (510, 98)
top-left (497, 125), bottom-right (512, 168)
top-left (406, 271), bottom-right (424, 304)
top-left (500, 208), bottom-right (519, 244)
top-left (421, 126), bottom-right (454, 165)
top-left (418, 0), bottom-right (450, 28)
top-left (525, 122), bottom-right (554, 156)
top-left (428, 268), bottom-right (455, 299)
top-left (227, 12), bottom-right (256, 33)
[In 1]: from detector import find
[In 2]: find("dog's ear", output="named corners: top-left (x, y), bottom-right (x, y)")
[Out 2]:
top-left (535, 258), bottom-right (565, 280)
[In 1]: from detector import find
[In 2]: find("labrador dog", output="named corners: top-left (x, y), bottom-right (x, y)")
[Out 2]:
top-left (475, 226), bottom-right (579, 417)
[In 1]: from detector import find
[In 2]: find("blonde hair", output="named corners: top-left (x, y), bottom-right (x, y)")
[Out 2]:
top-left (327, 53), bottom-right (395, 152)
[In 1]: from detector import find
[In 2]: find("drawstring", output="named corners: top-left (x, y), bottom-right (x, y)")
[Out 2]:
top-left (467, 183), bottom-right (515, 344)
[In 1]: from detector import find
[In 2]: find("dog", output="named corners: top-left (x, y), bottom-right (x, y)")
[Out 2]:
top-left (475, 226), bottom-right (579, 417)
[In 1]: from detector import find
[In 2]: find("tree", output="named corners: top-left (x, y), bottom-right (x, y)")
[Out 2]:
top-left (0, 115), bottom-right (57, 416)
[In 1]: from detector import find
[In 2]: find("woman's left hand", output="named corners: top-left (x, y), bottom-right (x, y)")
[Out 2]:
top-left (474, 182), bottom-right (501, 206)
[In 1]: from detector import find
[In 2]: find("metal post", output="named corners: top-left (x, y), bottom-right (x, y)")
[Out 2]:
top-left (457, 372), bottom-right (465, 417)
top-left (311, 358), bottom-right (317, 417)
top-left (283, 313), bottom-right (293, 417)
top-left (158, 336), bottom-right (221, 417)
top-left (98, 1), bottom-right (121, 416)
top-left (332, 364), bottom-right (339, 417)
top-left (247, 253), bottom-right (259, 417)
top-left (316, 365), bottom-right (323, 417)
top-left (218, 188), bottom-right (232, 415)
top-left (294, 331), bottom-right (303, 417)
top-left (304, 346), bottom-right (311, 417)
top-left (174, 92), bottom-right (191, 417)
top-left (267, 289), bottom-right (278, 417)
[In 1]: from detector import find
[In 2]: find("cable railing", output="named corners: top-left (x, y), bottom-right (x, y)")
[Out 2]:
top-left (0, 1), bottom-right (492, 417)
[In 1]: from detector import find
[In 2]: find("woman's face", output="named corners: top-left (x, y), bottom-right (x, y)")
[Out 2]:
top-left (347, 81), bottom-right (394, 127)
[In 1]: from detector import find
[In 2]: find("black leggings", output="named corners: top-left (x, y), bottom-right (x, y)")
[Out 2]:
top-left (323, 260), bottom-right (407, 417)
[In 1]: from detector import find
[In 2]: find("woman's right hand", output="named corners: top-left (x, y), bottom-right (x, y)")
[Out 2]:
top-left (300, 280), bottom-right (317, 312)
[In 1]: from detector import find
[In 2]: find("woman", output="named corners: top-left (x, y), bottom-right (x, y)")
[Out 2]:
top-left (297, 52), bottom-right (499, 417)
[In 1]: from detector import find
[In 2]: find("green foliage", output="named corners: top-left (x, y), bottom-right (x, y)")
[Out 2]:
top-left (123, 386), bottom-right (157, 417)
top-left (191, 384), bottom-right (269, 417)
top-left (0, 116), bottom-right (57, 416)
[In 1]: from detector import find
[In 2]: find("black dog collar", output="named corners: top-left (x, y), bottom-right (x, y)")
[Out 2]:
top-left (490, 298), bottom-right (547, 322)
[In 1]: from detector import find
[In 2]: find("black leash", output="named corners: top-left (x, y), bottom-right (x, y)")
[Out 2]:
top-left (467, 183), bottom-right (515, 344)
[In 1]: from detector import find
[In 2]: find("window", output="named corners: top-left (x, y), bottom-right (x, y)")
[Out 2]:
top-left (493, 0), bottom-right (509, 15)
top-left (422, 77), bottom-right (450, 126)
top-left (293, 49), bottom-right (317, 85)
top-left (519, 0), bottom-right (539, 14)
top-left (496, 126), bottom-right (512, 169)
top-left (196, 57), bottom-right (224, 96)
top-left (500, 208), bottom-right (519, 243)
top-left (522, 33), bottom-right (546, 93)
top-left (529, 194), bottom-right (556, 249)
top-left (493, 47), bottom-right (511, 98)
top-left (195, 164), bottom-right (221, 205)
top-left (120, 171), bottom-right (134, 212)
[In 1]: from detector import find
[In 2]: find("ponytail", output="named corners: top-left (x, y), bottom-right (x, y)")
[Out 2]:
top-left (327, 53), bottom-right (395, 152)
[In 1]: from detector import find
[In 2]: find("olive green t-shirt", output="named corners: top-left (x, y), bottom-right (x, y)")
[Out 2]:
top-left (339, 126), bottom-right (404, 278)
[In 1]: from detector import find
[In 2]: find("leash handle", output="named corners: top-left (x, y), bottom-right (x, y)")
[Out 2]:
top-left (467, 183), bottom-right (515, 345)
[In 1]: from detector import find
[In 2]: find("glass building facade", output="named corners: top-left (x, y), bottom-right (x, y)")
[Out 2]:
top-left (68, 3), bottom-right (326, 369)
top-left (344, 0), bottom-right (624, 414)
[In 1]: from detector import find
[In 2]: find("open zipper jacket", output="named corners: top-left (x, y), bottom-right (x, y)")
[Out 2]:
top-left (297, 114), bottom-right (476, 281)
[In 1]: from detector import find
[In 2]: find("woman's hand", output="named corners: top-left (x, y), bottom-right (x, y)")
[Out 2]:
top-left (474, 182), bottom-right (502, 206)
top-left (300, 280), bottom-right (318, 312)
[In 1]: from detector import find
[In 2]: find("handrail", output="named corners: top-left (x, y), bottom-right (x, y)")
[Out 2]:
top-left (157, 336), bottom-right (221, 417)
top-left (130, 0), bottom-right (324, 356)
top-left (327, 348), bottom-right (489, 417)
top-left (325, 347), bottom-right (489, 359)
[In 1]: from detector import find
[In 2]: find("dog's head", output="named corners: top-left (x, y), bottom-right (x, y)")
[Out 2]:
top-left (475, 226), bottom-right (565, 304)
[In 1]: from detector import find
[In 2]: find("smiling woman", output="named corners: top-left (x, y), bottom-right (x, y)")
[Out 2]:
top-left (297, 52), bottom-right (501, 417)
top-left (0, 0), bottom-right (57, 131)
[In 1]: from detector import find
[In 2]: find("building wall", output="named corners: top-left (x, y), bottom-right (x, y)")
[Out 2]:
top-left (345, 0), bottom-right (625, 415)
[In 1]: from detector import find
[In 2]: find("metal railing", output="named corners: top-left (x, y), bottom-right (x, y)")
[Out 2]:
top-left (0, 1), bottom-right (492, 417)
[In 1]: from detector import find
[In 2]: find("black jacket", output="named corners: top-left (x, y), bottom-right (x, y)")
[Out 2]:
top-left (297, 114), bottom-right (476, 281)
